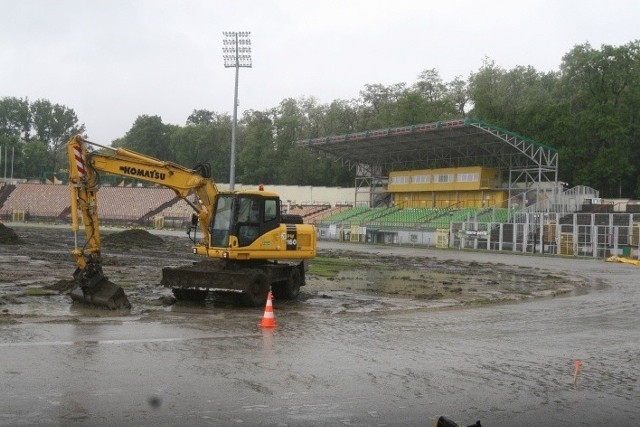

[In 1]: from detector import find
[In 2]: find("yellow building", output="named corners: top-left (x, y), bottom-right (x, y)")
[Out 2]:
top-left (387, 166), bottom-right (507, 208)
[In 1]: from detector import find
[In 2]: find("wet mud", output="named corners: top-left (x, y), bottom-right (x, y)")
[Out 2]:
top-left (0, 222), bottom-right (21, 244)
top-left (0, 224), bottom-right (588, 320)
top-left (1, 223), bottom-right (638, 426)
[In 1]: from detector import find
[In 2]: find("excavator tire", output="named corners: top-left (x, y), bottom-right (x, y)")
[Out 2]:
top-left (69, 279), bottom-right (131, 310)
top-left (240, 272), bottom-right (269, 307)
top-left (272, 266), bottom-right (302, 300)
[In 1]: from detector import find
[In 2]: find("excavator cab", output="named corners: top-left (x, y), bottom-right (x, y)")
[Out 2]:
top-left (163, 189), bottom-right (315, 306)
top-left (208, 192), bottom-right (281, 248)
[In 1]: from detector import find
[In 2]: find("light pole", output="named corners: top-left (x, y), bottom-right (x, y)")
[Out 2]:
top-left (222, 31), bottom-right (252, 191)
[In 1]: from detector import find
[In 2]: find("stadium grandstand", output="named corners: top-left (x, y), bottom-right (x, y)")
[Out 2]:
top-left (295, 117), bottom-right (640, 259)
top-left (1, 117), bottom-right (639, 259)
top-left (0, 180), bottom-right (356, 228)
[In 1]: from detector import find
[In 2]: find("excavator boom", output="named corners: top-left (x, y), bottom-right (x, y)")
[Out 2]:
top-left (67, 135), bottom-right (218, 309)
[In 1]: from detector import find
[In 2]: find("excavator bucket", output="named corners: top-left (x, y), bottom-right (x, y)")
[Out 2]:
top-left (70, 280), bottom-right (131, 310)
top-left (69, 265), bottom-right (131, 310)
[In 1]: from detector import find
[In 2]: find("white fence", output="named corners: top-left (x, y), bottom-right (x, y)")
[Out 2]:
top-left (317, 212), bottom-right (640, 260)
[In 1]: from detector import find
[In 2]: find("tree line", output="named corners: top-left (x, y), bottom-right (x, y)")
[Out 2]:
top-left (0, 98), bottom-right (84, 180)
top-left (1, 40), bottom-right (639, 197)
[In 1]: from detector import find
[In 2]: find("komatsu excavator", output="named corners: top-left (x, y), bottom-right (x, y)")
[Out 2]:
top-left (67, 134), bottom-right (316, 309)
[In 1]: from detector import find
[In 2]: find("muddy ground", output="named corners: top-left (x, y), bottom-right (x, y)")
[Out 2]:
top-left (0, 223), bottom-right (589, 320)
top-left (2, 223), bottom-right (638, 426)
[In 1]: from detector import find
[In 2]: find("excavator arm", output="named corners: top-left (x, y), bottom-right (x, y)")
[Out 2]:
top-left (67, 134), bottom-right (219, 308)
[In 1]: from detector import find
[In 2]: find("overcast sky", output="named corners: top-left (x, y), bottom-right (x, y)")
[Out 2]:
top-left (1, 0), bottom-right (638, 144)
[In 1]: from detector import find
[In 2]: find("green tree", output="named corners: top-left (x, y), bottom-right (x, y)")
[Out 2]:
top-left (296, 96), bottom-right (325, 139)
top-left (0, 97), bottom-right (31, 140)
top-left (119, 115), bottom-right (173, 161)
top-left (468, 59), bottom-right (557, 131)
top-left (468, 58), bottom-right (503, 122)
top-left (358, 83), bottom-right (407, 129)
top-left (273, 98), bottom-right (304, 153)
top-left (447, 76), bottom-right (470, 116)
top-left (393, 69), bottom-right (460, 124)
top-left (237, 110), bottom-right (278, 184)
top-left (321, 99), bottom-right (358, 135)
top-left (415, 68), bottom-right (446, 102)
top-left (171, 112), bottom-right (232, 183)
top-left (186, 109), bottom-right (215, 126)
top-left (394, 91), bottom-right (429, 125)
top-left (556, 41), bottom-right (640, 197)
top-left (20, 139), bottom-right (49, 179)
top-left (275, 98), bottom-right (320, 184)
top-left (30, 99), bottom-right (85, 174)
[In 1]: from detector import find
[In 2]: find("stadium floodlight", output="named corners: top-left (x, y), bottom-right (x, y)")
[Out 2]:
top-left (222, 31), bottom-right (252, 190)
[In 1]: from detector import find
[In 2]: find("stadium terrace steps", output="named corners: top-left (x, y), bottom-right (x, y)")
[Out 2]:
top-left (0, 183), bottom-right (70, 217)
top-left (0, 184), bottom-right (179, 222)
top-left (0, 183), bottom-right (526, 229)
top-left (318, 206), bottom-right (521, 229)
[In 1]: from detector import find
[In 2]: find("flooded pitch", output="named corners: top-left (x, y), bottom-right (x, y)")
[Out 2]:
top-left (1, 224), bottom-right (639, 426)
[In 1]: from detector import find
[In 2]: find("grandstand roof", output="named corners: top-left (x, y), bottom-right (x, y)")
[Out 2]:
top-left (295, 118), bottom-right (558, 178)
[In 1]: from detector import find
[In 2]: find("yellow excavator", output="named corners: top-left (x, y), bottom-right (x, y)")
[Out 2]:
top-left (67, 134), bottom-right (317, 309)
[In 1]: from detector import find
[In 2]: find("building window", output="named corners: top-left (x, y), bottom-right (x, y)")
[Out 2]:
top-left (456, 173), bottom-right (479, 182)
top-left (435, 174), bottom-right (454, 183)
top-left (392, 176), bottom-right (409, 184)
top-left (411, 175), bottom-right (431, 184)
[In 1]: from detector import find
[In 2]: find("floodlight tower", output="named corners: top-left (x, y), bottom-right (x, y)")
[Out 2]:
top-left (222, 31), bottom-right (252, 191)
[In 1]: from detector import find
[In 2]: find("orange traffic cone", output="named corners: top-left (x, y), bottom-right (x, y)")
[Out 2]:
top-left (258, 291), bottom-right (277, 328)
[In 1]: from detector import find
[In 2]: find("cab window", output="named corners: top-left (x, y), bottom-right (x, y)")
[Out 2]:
top-left (264, 199), bottom-right (277, 222)
top-left (237, 197), bottom-right (260, 223)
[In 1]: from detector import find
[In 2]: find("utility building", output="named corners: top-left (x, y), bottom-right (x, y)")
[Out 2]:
top-left (388, 166), bottom-right (506, 209)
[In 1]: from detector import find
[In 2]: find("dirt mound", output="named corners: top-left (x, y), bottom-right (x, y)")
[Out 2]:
top-left (102, 229), bottom-right (164, 248)
top-left (0, 223), bottom-right (21, 244)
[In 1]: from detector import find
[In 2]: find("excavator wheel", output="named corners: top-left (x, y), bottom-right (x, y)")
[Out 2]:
top-left (240, 272), bottom-right (269, 307)
top-left (69, 279), bottom-right (131, 310)
top-left (272, 266), bottom-right (302, 300)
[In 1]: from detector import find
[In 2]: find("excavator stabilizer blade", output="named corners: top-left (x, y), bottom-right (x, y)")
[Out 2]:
top-left (70, 279), bottom-right (131, 310)
top-left (161, 261), bottom-right (270, 307)
top-left (162, 264), bottom-right (252, 292)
